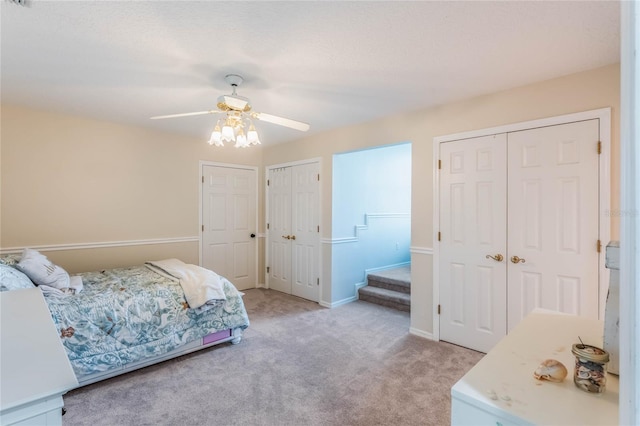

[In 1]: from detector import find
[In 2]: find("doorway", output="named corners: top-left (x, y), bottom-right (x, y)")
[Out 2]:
top-left (330, 142), bottom-right (412, 306)
top-left (266, 160), bottom-right (321, 302)
top-left (434, 109), bottom-right (611, 353)
top-left (200, 162), bottom-right (258, 291)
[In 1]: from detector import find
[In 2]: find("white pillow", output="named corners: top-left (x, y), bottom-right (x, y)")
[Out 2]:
top-left (0, 264), bottom-right (36, 291)
top-left (16, 249), bottom-right (70, 290)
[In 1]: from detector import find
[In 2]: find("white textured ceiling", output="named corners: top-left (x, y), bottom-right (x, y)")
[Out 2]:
top-left (1, 1), bottom-right (620, 146)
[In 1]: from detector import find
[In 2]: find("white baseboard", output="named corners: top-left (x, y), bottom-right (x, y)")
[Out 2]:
top-left (409, 327), bottom-right (435, 341)
top-left (354, 281), bottom-right (367, 295)
top-left (319, 296), bottom-right (358, 309)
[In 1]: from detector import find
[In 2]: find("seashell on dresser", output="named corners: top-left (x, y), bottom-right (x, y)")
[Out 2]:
top-left (533, 359), bottom-right (568, 382)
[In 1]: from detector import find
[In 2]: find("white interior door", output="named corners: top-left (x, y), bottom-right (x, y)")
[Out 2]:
top-left (268, 167), bottom-right (293, 294)
top-left (507, 120), bottom-right (600, 330)
top-left (439, 134), bottom-right (508, 353)
top-left (439, 119), bottom-right (601, 353)
top-left (202, 164), bottom-right (257, 291)
top-left (267, 162), bottom-right (320, 302)
top-left (291, 162), bottom-right (320, 301)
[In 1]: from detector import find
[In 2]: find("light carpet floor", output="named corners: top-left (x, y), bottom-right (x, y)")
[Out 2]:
top-left (62, 289), bottom-right (483, 426)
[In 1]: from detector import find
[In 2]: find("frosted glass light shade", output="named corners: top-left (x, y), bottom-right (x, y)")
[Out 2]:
top-left (208, 124), bottom-right (222, 146)
top-left (221, 125), bottom-right (235, 142)
top-left (247, 127), bottom-right (260, 145)
top-left (235, 132), bottom-right (248, 148)
top-left (207, 116), bottom-right (261, 148)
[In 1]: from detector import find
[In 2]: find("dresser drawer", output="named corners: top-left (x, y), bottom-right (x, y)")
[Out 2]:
top-left (452, 396), bottom-right (522, 426)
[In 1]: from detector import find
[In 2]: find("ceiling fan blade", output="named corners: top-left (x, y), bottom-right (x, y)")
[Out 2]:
top-left (253, 112), bottom-right (310, 132)
top-left (150, 110), bottom-right (220, 120)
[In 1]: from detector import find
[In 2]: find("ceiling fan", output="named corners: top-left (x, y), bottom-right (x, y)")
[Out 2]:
top-left (151, 74), bottom-right (310, 147)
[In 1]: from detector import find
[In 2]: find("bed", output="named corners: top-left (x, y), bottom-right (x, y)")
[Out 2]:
top-left (0, 252), bottom-right (250, 387)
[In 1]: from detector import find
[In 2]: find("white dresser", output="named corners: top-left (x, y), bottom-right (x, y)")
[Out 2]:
top-left (0, 288), bottom-right (78, 426)
top-left (451, 310), bottom-right (619, 425)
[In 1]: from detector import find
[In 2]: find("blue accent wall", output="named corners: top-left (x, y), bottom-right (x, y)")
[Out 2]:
top-left (331, 142), bottom-right (411, 303)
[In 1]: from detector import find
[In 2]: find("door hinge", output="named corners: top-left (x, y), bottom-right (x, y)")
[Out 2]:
top-left (438, 159), bottom-right (441, 170)
top-left (267, 179), bottom-right (270, 186)
top-left (201, 225), bottom-right (204, 232)
top-left (438, 231), bottom-right (441, 241)
top-left (317, 174), bottom-right (320, 181)
top-left (597, 141), bottom-right (602, 155)
top-left (437, 304), bottom-right (441, 315)
top-left (597, 239), bottom-right (602, 253)
top-left (317, 278), bottom-right (320, 286)
top-left (267, 266), bottom-right (270, 273)
top-left (317, 225), bottom-right (320, 233)
top-left (202, 176), bottom-right (204, 183)
top-left (267, 223), bottom-right (270, 230)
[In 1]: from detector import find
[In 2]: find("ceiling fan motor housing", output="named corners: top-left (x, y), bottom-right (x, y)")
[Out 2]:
top-left (217, 95), bottom-right (251, 112)
top-left (218, 74), bottom-right (251, 111)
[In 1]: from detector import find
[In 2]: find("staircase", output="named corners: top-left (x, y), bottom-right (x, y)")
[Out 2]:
top-left (358, 265), bottom-right (410, 312)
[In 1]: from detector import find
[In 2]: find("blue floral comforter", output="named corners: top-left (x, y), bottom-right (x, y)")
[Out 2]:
top-left (1, 255), bottom-right (249, 378)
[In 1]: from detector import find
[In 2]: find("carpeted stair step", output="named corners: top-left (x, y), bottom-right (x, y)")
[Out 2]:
top-left (366, 276), bottom-right (411, 294)
top-left (358, 286), bottom-right (410, 312)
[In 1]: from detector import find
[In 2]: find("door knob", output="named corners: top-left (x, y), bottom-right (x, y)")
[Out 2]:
top-left (250, 233), bottom-right (256, 238)
top-left (290, 235), bottom-right (296, 240)
top-left (511, 255), bottom-right (526, 264)
top-left (282, 235), bottom-right (290, 240)
top-left (485, 254), bottom-right (504, 262)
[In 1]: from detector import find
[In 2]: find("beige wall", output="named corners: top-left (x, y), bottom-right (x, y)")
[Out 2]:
top-left (263, 63), bottom-right (620, 334)
top-left (1, 63), bottom-right (620, 335)
top-left (0, 105), bottom-right (263, 273)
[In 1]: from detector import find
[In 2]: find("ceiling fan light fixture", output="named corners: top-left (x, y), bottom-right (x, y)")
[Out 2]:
top-left (208, 121), bottom-right (223, 146)
top-left (247, 123), bottom-right (260, 145)
top-left (221, 122), bottom-right (235, 142)
top-left (150, 74), bottom-right (309, 148)
top-left (235, 129), bottom-right (248, 148)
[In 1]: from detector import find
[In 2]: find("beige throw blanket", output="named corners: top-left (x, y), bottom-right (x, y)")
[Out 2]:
top-left (145, 259), bottom-right (226, 309)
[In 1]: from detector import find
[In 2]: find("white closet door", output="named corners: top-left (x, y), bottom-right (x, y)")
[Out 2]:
top-left (507, 120), bottom-right (600, 330)
top-left (439, 134), bottom-right (508, 353)
top-left (267, 162), bottom-right (320, 302)
top-left (267, 167), bottom-right (293, 295)
top-left (202, 165), bottom-right (257, 290)
top-left (291, 162), bottom-right (320, 302)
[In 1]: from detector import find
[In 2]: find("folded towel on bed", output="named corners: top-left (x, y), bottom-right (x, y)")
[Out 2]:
top-left (145, 259), bottom-right (226, 309)
top-left (69, 275), bottom-right (84, 293)
top-left (39, 275), bottom-right (84, 296)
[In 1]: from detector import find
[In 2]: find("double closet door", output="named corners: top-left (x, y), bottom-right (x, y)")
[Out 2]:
top-left (267, 162), bottom-right (320, 302)
top-left (439, 119), bottom-right (600, 353)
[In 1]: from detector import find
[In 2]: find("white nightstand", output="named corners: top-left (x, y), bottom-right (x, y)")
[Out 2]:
top-left (451, 310), bottom-right (619, 425)
top-left (1, 288), bottom-right (78, 425)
